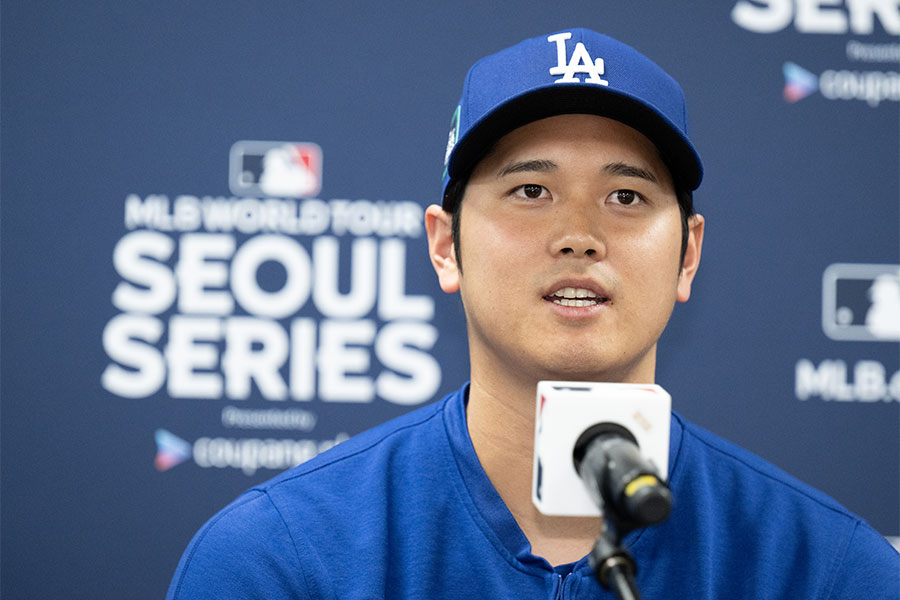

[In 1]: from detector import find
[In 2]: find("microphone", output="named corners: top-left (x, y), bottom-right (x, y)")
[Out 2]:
top-left (531, 381), bottom-right (671, 519)
top-left (573, 422), bottom-right (672, 532)
top-left (574, 426), bottom-right (672, 600)
top-left (531, 382), bottom-right (674, 600)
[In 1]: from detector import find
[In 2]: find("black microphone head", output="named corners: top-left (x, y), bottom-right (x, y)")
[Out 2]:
top-left (622, 474), bottom-right (672, 526)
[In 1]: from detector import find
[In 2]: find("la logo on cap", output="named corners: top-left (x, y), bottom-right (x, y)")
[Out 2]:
top-left (547, 32), bottom-right (609, 86)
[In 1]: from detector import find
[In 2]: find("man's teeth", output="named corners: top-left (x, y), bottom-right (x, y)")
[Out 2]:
top-left (549, 287), bottom-right (606, 307)
top-left (554, 298), bottom-right (595, 307)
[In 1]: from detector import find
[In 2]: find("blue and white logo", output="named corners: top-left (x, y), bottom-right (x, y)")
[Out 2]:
top-left (822, 263), bottom-right (900, 342)
top-left (547, 32), bottom-right (609, 85)
top-left (229, 141), bottom-right (323, 198)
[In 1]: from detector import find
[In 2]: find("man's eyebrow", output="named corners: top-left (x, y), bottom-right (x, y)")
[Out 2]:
top-left (604, 162), bottom-right (658, 184)
top-left (497, 159), bottom-right (558, 178)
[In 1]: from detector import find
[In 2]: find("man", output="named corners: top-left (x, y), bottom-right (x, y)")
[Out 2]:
top-left (167, 29), bottom-right (899, 599)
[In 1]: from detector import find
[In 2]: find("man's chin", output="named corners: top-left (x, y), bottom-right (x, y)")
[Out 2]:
top-left (535, 353), bottom-right (654, 385)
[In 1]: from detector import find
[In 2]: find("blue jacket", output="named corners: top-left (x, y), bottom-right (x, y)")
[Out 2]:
top-left (167, 384), bottom-right (899, 599)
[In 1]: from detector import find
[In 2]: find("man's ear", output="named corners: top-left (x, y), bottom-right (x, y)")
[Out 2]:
top-left (676, 213), bottom-right (704, 303)
top-left (425, 204), bottom-right (460, 294)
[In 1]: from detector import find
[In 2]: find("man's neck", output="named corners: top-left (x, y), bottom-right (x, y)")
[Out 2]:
top-left (465, 377), bottom-right (601, 566)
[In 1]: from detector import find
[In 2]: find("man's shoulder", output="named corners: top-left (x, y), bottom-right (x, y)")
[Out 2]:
top-left (672, 413), bottom-right (897, 556)
top-left (257, 391), bottom-right (454, 494)
top-left (166, 488), bottom-right (315, 599)
top-left (179, 395), bottom-right (453, 544)
top-left (187, 389), bottom-right (460, 540)
top-left (674, 413), bottom-right (848, 515)
top-left (167, 388), bottom-right (467, 600)
top-left (660, 414), bottom-right (899, 598)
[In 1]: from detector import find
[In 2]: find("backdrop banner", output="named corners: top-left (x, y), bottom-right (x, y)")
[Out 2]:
top-left (2, 2), bottom-right (898, 597)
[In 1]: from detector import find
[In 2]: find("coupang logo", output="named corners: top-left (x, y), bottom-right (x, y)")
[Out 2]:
top-left (731, 0), bottom-right (900, 107)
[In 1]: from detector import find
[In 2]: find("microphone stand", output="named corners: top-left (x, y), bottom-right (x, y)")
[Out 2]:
top-left (589, 512), bottom-right (642, 600)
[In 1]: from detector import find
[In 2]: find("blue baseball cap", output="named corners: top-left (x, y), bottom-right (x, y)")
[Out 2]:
top-left (441, 28), bottom-right (703, 209)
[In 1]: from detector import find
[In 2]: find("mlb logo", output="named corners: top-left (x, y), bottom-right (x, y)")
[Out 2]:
top-left (822, 263), bottom-right (900, 342)
top-left (229, 140), bottom-right (323, 198)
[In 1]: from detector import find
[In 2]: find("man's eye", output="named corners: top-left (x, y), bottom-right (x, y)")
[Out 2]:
top-left (514, 184), bottom-right (548, 199)
top-left (609, 190), bottom-right (642, 205)
top-left (523, 185), bottom-right (543, 198)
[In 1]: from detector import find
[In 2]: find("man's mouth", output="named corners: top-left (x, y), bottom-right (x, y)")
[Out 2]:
top-left (545, 287), bottom-right (610, 307)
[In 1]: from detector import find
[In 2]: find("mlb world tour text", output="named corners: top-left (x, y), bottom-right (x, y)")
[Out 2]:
top-left (102, 195), bottom-right (441, 406)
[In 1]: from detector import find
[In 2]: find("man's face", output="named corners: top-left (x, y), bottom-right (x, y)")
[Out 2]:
top-left (427, 114), bottom-right (703, 386)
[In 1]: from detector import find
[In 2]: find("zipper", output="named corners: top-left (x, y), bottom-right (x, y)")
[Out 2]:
top-left (555, 573), bottom-right (566, 599)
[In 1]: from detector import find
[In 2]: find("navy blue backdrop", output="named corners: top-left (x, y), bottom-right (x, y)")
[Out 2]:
top-left (2, 2), bottom-right (898, 598)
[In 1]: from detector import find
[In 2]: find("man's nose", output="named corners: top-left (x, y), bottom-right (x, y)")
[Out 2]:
top-left (549, 202), bottom-right (606, 260)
